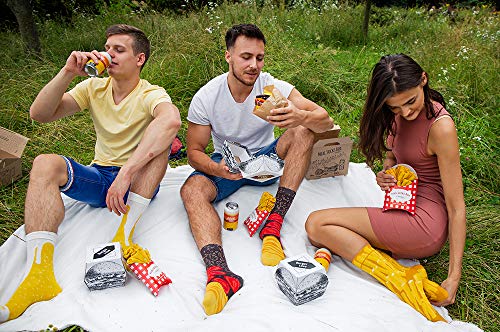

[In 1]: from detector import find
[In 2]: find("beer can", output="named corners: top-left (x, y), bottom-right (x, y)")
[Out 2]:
top-left (223, 202), bottom-right (239, 231)
top-left (85, 51), bottom-right (112, 77)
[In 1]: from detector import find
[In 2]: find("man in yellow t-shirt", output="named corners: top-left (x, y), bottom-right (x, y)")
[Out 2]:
top-left (0, 24), bottom-right (181, 323)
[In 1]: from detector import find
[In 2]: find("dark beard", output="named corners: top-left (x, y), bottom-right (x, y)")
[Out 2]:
top-left (230, 64), bottom-right (258, 87)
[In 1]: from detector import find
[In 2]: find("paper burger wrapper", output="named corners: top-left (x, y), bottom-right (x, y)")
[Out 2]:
top-left (382, 164), bottom-right (418, 215)
top-left (253, 86), bottom-right (288, 121)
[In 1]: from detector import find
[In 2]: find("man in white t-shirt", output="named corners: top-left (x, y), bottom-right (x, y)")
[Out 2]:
top-left (180, 23), bottom-right (334, 315)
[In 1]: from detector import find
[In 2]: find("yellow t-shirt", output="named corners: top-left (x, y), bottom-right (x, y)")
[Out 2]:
top-left (69, 77), bottom-right (171, 166)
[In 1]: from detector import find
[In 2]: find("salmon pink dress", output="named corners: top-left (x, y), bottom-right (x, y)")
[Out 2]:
top-left (367, 102), bottom-right (451, 258)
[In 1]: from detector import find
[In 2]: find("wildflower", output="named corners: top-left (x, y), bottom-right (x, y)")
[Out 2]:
top-left (473, 136), bottom-right (481, 141)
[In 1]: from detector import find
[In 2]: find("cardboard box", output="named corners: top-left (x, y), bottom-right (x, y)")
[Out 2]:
top-left (0, 127), bottom-right (29, 187)
top-left (306, 126), bottom-right (353, 180)
top-left (275, 253), bottom-right (329, 305)
top-left (84, 242), bottom-right (126, 291)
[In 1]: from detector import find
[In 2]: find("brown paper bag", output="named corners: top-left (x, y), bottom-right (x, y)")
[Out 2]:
top-left (253, 87), bottom-right (288, 120)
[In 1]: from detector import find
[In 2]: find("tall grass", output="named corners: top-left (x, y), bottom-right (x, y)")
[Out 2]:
top-left (0, 2), bottom-right (498, 331)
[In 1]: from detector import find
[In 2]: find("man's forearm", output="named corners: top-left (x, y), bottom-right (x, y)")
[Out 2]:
top-left (30, 68), bottom-right (76, 122)
top-left (120, 114), bottom-right (180, 181)
top-left (187, 150), bottom-right (219, 176)
top-left (302, 108), bottom-right (334, 133)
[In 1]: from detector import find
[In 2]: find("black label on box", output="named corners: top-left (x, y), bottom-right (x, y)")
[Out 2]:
top-left (93, 244), bottom-right (115, 259)
top-left (288, 260), bottom-right (315, 270)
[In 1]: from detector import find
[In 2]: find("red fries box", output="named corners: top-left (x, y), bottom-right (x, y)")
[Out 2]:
top-left (123, 244), bottom-right (172, 296)
top-left (382, 164), bottom-right (418, 215)
top-left (244, 191), bottom-right (276, 236)
top-left (128, 261), bottom-right (172, 296)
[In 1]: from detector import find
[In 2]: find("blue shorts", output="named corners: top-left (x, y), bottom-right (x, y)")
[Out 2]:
top-left (189, 138), bottom-right (281, 203)
top-left (59, 156), bottom-right (160, 208)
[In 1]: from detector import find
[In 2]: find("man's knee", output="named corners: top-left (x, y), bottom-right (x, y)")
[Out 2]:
top-left (180, 175), bottom-right (216, 204)
top-left (30, 154), bottom-right (67, 185)
top-left (283, 126), bottom-right (315, 150)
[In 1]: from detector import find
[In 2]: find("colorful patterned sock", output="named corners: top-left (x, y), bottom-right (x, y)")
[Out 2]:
top-left (259, 187), bottom-right (296, 266)
top-left (112, 192), bottom-right (150, 247)
top-left (0, 232), bottom-right (62, 322)
top-left (353, 244), bottom-right (446, 322)
top-left (378, 251), bottom-right (448, 303)
top-left (200, 244), bottom-right (243, 315)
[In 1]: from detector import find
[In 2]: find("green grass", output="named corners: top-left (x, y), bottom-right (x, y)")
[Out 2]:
top-left (0, 2), bottom-right (498, 331)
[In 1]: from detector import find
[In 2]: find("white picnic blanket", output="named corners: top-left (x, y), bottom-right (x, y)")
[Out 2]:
top-left (0, 163), bottom-right (482, 332)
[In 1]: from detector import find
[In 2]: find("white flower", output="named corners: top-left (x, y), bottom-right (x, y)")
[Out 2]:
top-left (473, 136), bottom-right (481, 141)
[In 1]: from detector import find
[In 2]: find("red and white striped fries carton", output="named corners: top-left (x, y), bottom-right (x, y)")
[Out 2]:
top-left (128, 261), bottom-right (172, 296)
top-left (382, 164), bottom-right (418, 215)
top-left (244, 192), bottom-right (276, 237)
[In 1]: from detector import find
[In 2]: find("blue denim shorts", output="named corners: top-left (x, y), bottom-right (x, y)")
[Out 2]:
top-left (189, 138), bottom-right (281, 203)
top-left (59, 156), bottom-right (159, 208)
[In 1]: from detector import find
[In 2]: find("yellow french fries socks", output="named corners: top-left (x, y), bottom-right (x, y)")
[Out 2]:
top-left (378, 250), bottom-right (449, 303)
top-left (112, 192), bottom-right (150, 247)
top-left (261, 235), bottom-right (285, 266)
top-left (201, 244), bottom-right (243, 315)
top-left (352, 244), bottom-right (446, 322)
top-left (259, 187), bottom-right (296, 266)
top-left (0, 231), bottom-right (61, 322)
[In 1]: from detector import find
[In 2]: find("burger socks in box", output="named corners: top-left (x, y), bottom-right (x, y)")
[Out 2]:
top-left (259, 187), bottom-right (296, 266)
top-left (0, 231), bottom-right (61, 322)
top-left (201, 244), bottom-right (243, 315)
top-left (112, 192), bottom-right (150, 247)
top-left (352, 244), bottom-right (446, 322)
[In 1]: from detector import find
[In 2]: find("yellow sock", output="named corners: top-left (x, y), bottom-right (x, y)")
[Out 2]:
top-left (203, 282), bottom-right (228, 315)
top-left (261, 236), bottom-right (285, 266)
top-left (315, 258), bottom-right (330, 271)
top-left (1, 243), bottom-right (61, 321)
top-left (378, 251), bottom-right (448, 303)
top-left (353, 244), bottom-right (446, 322)
top-left (112, 207), bottom-right (131, 247)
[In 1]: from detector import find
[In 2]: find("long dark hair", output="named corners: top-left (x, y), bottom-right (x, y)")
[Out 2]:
top-left (359, 54), bottom-right (446, 167)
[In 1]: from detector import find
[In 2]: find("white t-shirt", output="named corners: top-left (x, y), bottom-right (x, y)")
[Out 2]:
top-left (188, 72), bottom-right (294, 154)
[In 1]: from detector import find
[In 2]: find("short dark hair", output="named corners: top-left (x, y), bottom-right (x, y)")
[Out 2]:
top-left (225, 24), bottom-right (266, 49)
top-left (105, 24), bottom-right (150, 70)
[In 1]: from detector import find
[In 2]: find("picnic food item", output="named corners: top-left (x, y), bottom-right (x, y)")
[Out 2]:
top-left (253, 85), bottom-right (288, 120)
top-left (123, 244), bottom-right (172, 296)
top-left (385, 164), bottom-right (417, 186)
top-left (244, 192), bottom-right (276, 236)
top-left (383, 164), bottom-right (418, 215)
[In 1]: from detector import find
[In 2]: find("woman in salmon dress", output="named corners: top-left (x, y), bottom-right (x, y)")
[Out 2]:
top-left (306, 54), bottom-right (466, 323)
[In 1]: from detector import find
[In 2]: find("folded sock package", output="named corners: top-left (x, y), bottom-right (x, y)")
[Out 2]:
top-left (275, 253), bottom-right (329, 306)
top-left (84, 242), bottom-right (126, 291)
